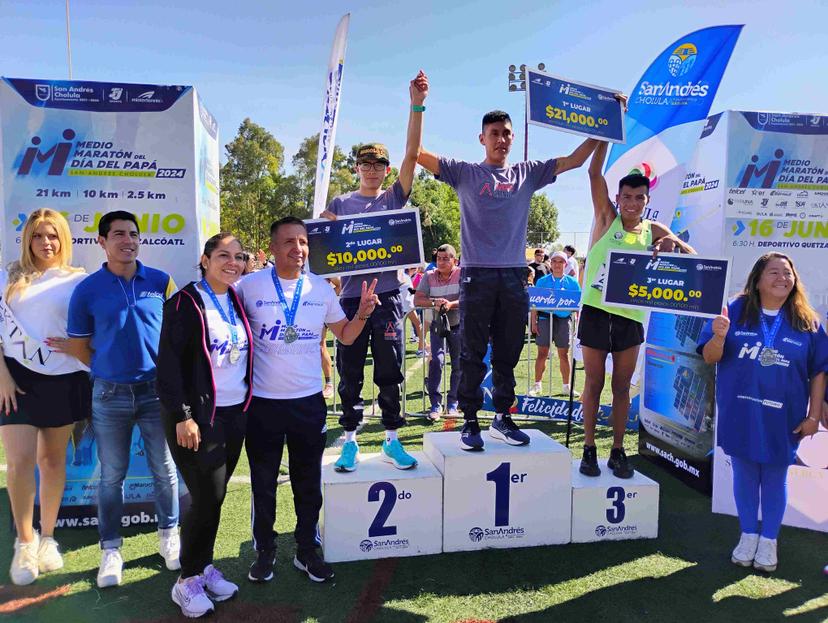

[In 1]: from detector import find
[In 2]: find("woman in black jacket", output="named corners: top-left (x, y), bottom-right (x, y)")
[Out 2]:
top-left (157, 232), bottom-right (253, 618)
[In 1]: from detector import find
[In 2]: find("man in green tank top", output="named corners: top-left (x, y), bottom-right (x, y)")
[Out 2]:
top-left (578, 141), bottom-right (695, 479)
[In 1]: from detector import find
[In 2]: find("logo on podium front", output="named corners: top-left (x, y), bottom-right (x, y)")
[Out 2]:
top-left (468, 527), bottom-right (484, 543)
top-left (359, 539), bottom-right (373, 552)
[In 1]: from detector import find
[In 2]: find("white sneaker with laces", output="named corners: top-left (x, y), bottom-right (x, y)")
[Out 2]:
top-left (202, 564), bottom-right (238, 601)
top-left (97, 548), bottom-right (123, 588)
top-left (731, 532), bottom-right (759, 566)
top-left (159, 527), bottom-right (181, 571)
top-left (171, 575), bottom-right (215, 618)
top-left (10, 536), bottom-right (40, 586)
top-left (37, 536), bottom-right (64, 573)
top-left (562, 384), bottom-right (580, 398)
top-left (753, 536), bottom-right (778, 572)
top-left (528, 382), bottom-right (542, 397)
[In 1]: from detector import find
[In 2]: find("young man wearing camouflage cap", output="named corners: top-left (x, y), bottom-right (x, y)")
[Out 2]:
top-left (320, 71), bottom-right (428, 472)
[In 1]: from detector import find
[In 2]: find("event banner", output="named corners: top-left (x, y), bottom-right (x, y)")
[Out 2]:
top-left (528, 286), bottom-right (580, 311)
top-left (0, 77), bottom-right (221, 287)
top-left (526, 70), bottom-right (624, 143)
top-left (604, 25), bottom-right (742, 227)
top-left (306, 209), bottom-right (424, 278)
top-left (602, 250), bottom-right (729, 317)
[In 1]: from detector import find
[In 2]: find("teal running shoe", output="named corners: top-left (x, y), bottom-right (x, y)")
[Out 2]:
top-left (381, 439), bottom-right (418, 470)
top-left (334, 441), bottom-right (359, 472)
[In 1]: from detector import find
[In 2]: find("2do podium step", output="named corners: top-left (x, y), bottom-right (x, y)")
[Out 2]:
top-left (321, 430), bottom-right (659, 562)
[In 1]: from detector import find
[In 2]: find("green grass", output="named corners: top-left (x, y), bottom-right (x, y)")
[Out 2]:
top-left (1, 335), bottom-right (826, 622)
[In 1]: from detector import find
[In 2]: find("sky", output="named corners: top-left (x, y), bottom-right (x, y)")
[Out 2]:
top-left (1, 0), bottom-right (826, 248)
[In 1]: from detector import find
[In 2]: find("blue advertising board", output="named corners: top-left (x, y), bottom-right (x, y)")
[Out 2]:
top-left (602, 251), bottom-right (730, 318)
top-left (528, 286), bottom-right (580, 311)
top-left (526, 69), bottom-right (625, 143)
top-left (306, 209), bottom-right (424, 278)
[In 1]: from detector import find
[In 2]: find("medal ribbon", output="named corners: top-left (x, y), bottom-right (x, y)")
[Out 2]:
top-left (760, 311), bottom-right (783, 351)
top-left (200, 279), bottom-right (238, 347)
top-left (271, 269), bottom-right (304, 336)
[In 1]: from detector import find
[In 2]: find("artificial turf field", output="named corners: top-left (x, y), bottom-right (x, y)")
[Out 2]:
top-left (1, 338), bottom-right (827, 622)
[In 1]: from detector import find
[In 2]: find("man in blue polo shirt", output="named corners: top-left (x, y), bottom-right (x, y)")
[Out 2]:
top-left (66, 210), bottom-right (180, 588)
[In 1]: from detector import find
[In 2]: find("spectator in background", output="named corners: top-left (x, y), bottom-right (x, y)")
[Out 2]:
top-left (400, 268), bottom-right (426, 356)
top-left (563, 244), bottom-right (579, 280)
top-left (528, 248), bottom-right (549, 284)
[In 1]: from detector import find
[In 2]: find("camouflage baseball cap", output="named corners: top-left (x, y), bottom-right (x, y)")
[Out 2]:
top-left (356, 143), bottom-right (390, 163)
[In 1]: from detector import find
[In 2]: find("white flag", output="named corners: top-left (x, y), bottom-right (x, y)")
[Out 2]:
top-left (312, 13), bottom-right (350, 217)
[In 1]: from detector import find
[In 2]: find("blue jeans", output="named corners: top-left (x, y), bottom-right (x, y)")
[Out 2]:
top-left (92, 378), bottom-right (179, 549)
top-left (428, 323), bottom-right (461, 409)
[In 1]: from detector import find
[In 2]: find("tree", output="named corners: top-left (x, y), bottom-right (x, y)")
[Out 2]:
top-left (291, 135), bottom-right (356, 215)
top-left (527, 193), bottom-right (560, 247)
top-left (409, 170), bottom-right (461, 258)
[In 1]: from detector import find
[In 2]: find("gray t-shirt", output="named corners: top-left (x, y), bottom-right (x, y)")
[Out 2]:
top-left (416, 266), bottom-right (461, 327)
top-left (327, 180), bottom-right (409, 298)
top-left (437, 157), bottom-right (557, 267)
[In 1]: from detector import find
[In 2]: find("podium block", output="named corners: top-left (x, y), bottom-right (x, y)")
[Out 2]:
top-left (570, 460), bottom-right (659, 543)
top-left (321, 452), bottom-right (443, 562)
top-left (423, 430), bottom-right (572, 552)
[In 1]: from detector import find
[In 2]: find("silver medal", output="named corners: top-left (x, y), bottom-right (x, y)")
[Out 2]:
top-left (759, 347), bottom-right (777, 367)
top-left (229, 344), bottom-right (241, 365)
top-left (284, 325), bottom-right (298, 344)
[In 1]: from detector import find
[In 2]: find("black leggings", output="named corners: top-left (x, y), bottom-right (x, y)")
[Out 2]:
top-left (164, 404), bottom-right (246, 578)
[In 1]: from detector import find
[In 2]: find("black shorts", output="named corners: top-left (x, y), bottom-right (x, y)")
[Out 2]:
top-left (0, 357), bottom-right (91, 428)
top-left (577, 305), bottom-right (644, 353)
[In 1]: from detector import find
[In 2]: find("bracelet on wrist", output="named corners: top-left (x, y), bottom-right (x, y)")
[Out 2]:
top-left (412, 105), bottom-right (426, 112)
top-left (357, 314), bottom-right (370, 321)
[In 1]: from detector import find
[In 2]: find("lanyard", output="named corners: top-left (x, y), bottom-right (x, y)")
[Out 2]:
top-left (760, 311), bottom-right (783, 350)
top-left (200, 279), bottom-right (238, 346)
top-left (271, 269), bottom-right (304, 328)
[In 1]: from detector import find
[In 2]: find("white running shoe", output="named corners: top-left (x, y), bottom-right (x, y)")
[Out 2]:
top-left (528, 382), bottom-right (542, 397)
top-left (753, 536), bottom-right (778, 572)
top-left (731, 532), bottom-right (759, 567)
top-left (171, 575), bottom-right (215, 618)
top-left (97, 548), bottom-right (123, 588)
top-left (10, 536), bottom-right (40, 586)
top-left (562, 384), bottom-right (580, 398)
top-left (159, 527), bottom-right (181, 571)
top-left (37, 536), bottom-right (64, 573)
top-left (202, 564), bottom-right (238, 602)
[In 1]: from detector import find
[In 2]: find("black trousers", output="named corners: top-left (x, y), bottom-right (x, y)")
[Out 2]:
top-left (458, 267), bottom-right (529, 419)
top-left (163, 404), bottom-right (246, 579)
top-left (336, 291), bottom-right (406, 431)
top-left (245, 394), bottom-right (327, 554)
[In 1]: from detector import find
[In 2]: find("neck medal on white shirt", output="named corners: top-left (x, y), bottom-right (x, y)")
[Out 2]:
top-left (759, 311), bottom-right (783, 367)
top-left (271, 268), bottom-right (304, 344)
top-left (201, 279), bottom-right (241, 364)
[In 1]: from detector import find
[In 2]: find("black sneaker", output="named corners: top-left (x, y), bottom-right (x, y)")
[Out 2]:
top-left (489, 415), bottom-right (530, 446)
top-left (248, 549), bottom-right (276, 582)
top-left (293, 549), bottom-right (334, 583)
top-left (579, 445), bottom-right (601, 477)
top-left (459, 419), bottom-right (484, 451)
top-left (608, 447), bottom-right (634, 479)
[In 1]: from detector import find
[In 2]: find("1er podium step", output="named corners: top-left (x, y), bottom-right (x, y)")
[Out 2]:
top-left (424, 429), bottom-right (572, 552)
top-left (570, 459), bottom-right (659, 543)
top-left (321, 452), bottom-right (443, 563)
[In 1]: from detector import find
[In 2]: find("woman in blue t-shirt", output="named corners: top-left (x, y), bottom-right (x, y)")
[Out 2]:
top-left (699, 252), bottom-right (827, 573)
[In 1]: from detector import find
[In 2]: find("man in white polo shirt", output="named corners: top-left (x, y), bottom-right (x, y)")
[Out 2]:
top-left (235, 216), bottom-right (379, 585)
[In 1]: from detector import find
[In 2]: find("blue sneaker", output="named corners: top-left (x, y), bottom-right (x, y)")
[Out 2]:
top-left (426, 405), bottom-right (442, 422)
top-left (334, 441), bottom-right (359, 472)
top-left (381, 439), bottom-right (418, 470)
top-left (489, 415), bottom-right (530, 446)
top-left (460, 419), bottom-right (484, 451)
top-left (447, 403), bottom-right (460, 417)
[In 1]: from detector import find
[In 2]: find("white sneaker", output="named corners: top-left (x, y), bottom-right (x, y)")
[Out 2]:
top-left (753, 536), bottom-right (778, 572)
top-left (97, 548), bottom-right (123, 588)
top-left (202, 564), bottom-right (238, 602)
top-left (37, 536), bottom-right (64, 573)
top-left (159, 527), bottom-right (181, 571)
top-left (10, 537), bottom-right (40, 585)
top-left (171, 575), bottom-right (215, 618)
top-left (562, 384), bottom-right (580, 398)
top-left (528, 382), bottom-right (542, 396)
top-left (731, 532), bottom-right (759, 567)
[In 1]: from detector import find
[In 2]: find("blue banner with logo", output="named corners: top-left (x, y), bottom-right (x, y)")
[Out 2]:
top-left (526, 70), bottom-right (625, 143)
top-left (306, 208), bottom-right (424, 278)
top-left (603, 25), bottom-right (742, 227)
top-left (528, 286), bottom-right (580, 311)
top-left (602, 251), bottom-right (730, 318)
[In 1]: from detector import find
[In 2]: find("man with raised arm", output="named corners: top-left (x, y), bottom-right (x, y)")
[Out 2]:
top-left (320, 71), bottom-right (428, 472)
top-left (418, 109), bottom-right (599, 450)
top-left (579, 141), bottom-right (695, 478)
